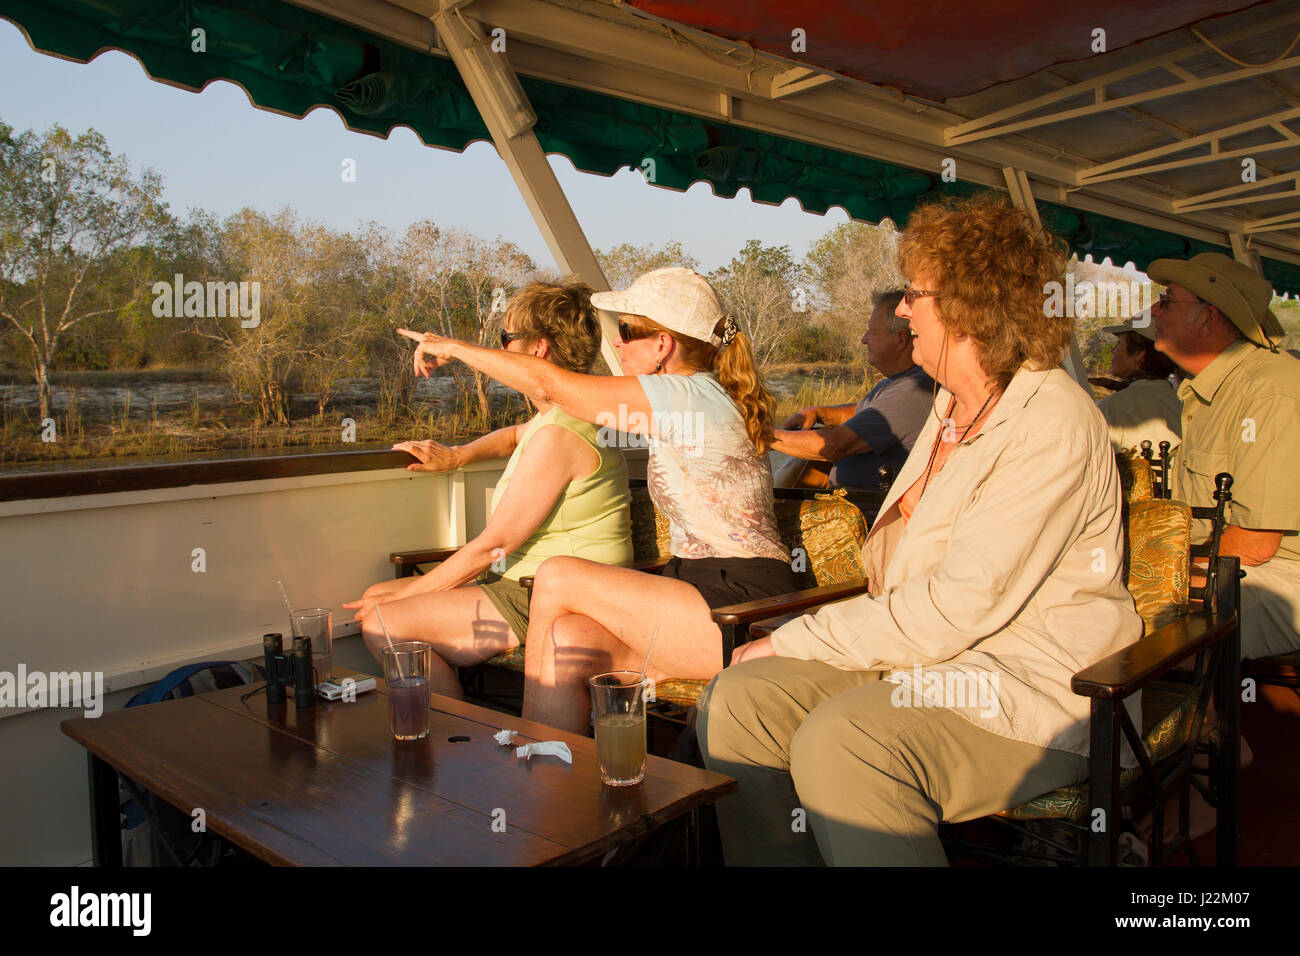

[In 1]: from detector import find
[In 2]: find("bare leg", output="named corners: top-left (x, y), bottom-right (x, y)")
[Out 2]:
top-left (359, 584), bottom-right (517, 700)
top-left (522, 557), bottom-right (723, 733)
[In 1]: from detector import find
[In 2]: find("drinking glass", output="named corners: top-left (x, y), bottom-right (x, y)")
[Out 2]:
top-left (588, 671), bottom-right (649, 786)
top-left (383, 642), bottom-right (431, 741)
top-left (290, 608), bottom-right (332, 686)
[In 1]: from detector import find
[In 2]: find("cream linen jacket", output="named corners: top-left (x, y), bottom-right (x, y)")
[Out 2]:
top-left (771, 365), bottom-right (1144, 760)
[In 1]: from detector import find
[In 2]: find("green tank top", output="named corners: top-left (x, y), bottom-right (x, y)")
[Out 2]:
top-left (488, 406), bottom-right (633, 580)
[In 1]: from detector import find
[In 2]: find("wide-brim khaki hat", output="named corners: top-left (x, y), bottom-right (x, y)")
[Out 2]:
top-left (1103, 311), bottom-right (1157, 343)
top-left (1147, 252), bottom-right (1278, 349)
top-left (591, 267), bottom-right (733, 348)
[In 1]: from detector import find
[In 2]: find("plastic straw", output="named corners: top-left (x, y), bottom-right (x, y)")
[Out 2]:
top-left (277, 579), bottom-right (295, 623)
top-left (374, 604), bottom-right (405, 682)
top-left (639, 627), bottom-right (659, 679)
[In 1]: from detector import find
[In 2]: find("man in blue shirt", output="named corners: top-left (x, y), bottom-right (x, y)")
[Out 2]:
top-left (773, 290), bottom-right (935, 490)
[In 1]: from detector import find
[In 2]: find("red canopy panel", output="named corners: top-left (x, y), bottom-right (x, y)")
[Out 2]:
top-left (629, 0), bottom-right (1272, 100)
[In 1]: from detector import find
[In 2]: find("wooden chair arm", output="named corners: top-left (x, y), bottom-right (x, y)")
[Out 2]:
top-left (710, 581), bottom-right (869, 630)
top-left (1071, 609), bottom-right (1238, 700)
top-left (389, 547), bottom-right (460, 567)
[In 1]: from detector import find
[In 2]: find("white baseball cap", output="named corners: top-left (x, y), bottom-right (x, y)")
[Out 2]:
top-left (1103, 312), bottom-right (1157, 343)
top-left (591, 267), bottom-right (737, 348)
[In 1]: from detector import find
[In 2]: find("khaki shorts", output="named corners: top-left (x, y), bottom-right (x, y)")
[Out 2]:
top-left (476, 570), bottom-right (531, 643)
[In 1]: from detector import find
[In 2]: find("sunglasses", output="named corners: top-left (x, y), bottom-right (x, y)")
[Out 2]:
top-left (618, 320), bottom-right (658, 344)
top-left (902, 284), bottom-right (941, 307)
top-left (499, 329), bottom-right (528, 348)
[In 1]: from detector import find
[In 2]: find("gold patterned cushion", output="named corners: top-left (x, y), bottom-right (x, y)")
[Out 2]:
top-left (486, 644), bottom-right (526, 672)
top-left (1000, 680), bottom-right (1200, 821)
top-left (774, 489), bottom-right (870, 588)
top-left (653, 678), bottom-right (711, 708)
top-left (1117, 454), bottom-right (1154, 502)
top-left (630, 485), bottom-right (672, 562)
top-left (1124, 498), bottom-right (1191, 636)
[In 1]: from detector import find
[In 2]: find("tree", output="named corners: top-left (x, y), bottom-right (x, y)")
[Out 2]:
top-left (356, 223), bottom-right (417, 423)
top-left (709, 240), bottom-right (807, 366)
top-left (180, 207), bottom-right (356, 426)
top-left (294, 226), bottom-right (371, 419)
top-left (0, 121), bottom-right (171, 418)
top-left (399, 223), bottom-right (535, 424)
top-left (596, 240), bottom-right (699, 290)
top-left (804, 220), bottom-right (901, 362)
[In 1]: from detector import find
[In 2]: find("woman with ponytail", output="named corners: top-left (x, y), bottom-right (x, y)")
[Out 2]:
top-left (400, 267), bottom-right (792, 732)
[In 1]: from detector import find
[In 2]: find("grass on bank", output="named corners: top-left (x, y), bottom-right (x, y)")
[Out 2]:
top-left (0, 364), bottom-right (869, 467)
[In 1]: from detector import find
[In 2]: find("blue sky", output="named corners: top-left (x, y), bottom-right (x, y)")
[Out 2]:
top-left (0, 20), bottom-right (852, 275)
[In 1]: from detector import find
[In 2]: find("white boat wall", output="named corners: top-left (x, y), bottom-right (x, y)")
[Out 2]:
top-left (0, 450), bottom-right (657, 866)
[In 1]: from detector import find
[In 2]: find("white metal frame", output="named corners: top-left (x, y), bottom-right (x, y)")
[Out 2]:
top-left (433, 2), bottom-right (624, 371)
top-left (281, 0), bottom-right (1300, 275)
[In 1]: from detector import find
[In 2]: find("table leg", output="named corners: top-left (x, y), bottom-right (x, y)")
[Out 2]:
top-left (88, 754), bottom-right (122, 868)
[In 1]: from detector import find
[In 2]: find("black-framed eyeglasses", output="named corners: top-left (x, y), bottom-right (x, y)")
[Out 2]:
top-left (499, 329), bottom-right (528, 348)
top-left (902, 284), bottom-right (941, 307)
top-left (618, 319), bottom-right (658, 344)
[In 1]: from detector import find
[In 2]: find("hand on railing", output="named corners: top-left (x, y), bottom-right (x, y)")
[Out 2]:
top-left (392, 439), bottom-right (461, 473)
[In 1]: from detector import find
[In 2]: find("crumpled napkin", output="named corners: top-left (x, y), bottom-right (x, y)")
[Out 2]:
top-left (494, 729), bottom-right (518, 746)
top-left (515, 741), bottom-right (572, 764)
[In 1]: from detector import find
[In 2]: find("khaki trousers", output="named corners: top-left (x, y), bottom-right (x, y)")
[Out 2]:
top-left (696, 657), bottom-right (1089, 866)
top-left (1240, 560), bottom-right (1300, 660)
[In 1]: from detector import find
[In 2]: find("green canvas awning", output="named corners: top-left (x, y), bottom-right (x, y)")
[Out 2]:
top-left (4, 0), bottom-right (1298, 294)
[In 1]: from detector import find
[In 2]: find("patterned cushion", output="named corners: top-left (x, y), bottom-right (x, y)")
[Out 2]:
top-left (654, 678), bottom-right (711, 708)
top-left (1117, 454), bottom-right (1154, 502)
top-left (630, 484), bottom-right (672, 562)
top-left (1124, 498), bottom-right (1191, 636)
top-left (775, 489), bottom-right (869, 588)
top-left (1000, 680), bottom-right (1200, 821)
top-left (486, 644), bottom-right (526, 672)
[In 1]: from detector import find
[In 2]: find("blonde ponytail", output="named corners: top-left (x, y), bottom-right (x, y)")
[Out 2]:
top-left (713, 330), bottom-right (777, 455)
top-left (630, 315), bottom-right (778, 456)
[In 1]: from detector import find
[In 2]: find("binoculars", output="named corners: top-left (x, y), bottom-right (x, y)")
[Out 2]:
top-left (262, 632), bottom-right (316, 707)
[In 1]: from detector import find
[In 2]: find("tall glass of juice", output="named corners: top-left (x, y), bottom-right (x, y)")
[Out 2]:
top-left (382, 642), bottom-right (431, 741)
top-left (588, 671), bottom-right (649, 786)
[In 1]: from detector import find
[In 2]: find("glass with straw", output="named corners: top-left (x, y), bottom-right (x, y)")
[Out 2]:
top-left (376, 606), bottom-right (431, 741)
top-left (588, 628), bottom-right (657, 787)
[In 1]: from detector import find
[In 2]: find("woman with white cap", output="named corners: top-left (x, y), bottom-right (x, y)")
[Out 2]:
top-left (399, 267), bottom-right (792, 732)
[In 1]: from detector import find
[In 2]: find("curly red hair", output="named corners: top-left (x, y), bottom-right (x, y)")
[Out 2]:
top-left (897, 195), bottom-right (1071, 392)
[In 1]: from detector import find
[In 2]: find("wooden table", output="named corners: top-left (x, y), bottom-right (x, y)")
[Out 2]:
top-left (61, 669), bottom-right (736, 866)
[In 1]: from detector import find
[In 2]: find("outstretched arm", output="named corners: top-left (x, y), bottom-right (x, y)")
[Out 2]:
top-left (399, 329), bottom-right (654, 435)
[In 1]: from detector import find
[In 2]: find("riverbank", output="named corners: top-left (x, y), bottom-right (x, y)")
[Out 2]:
top-left (0, 364), bottom-right (869, 467)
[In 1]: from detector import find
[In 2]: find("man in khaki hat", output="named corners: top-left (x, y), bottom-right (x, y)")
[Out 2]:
top-left (1095, 311), bottom-right (1182, 455)
top-left (1149, 251), bottom-right (1300, 660)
